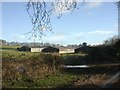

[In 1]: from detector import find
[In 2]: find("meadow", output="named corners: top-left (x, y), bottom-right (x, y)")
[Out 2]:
top-left (2, 46), bottom-right (81, 88)
top-left (2, 45), bottom-right (120, 88)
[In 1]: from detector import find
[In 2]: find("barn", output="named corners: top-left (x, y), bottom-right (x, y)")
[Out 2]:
top-left (31, 46), bottom-right (59, 53)
top-left (31, 46), bottom-right (45, 52)
top-left (59, 47), bottom-right (77, 54)
top-left (31, 46), bottom-right (78, 54)
top-left (42, 46), bottom-right (59, 53)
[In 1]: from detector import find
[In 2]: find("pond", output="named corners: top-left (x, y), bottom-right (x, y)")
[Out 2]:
top-left (62, 63), bottom-right (120, 69)
top-left (63, 65), bottom-right (90, 68)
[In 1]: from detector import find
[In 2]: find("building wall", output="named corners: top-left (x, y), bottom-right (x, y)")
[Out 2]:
top-left (59, 49), bottom-right (75, 54)
top-left (31, 47), bottom-right (75, 53)
top-left (0, 40), bottom-right (7, 46)
top-left (31, 48), bottom-right (44, 52)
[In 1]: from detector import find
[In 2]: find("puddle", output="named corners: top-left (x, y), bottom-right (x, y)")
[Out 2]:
top-left (63, 65), bottom-right (90, 68)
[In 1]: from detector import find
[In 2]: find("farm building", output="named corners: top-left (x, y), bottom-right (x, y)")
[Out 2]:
top-left (31, 46), bottom-right (78, 53)
top-left (31, 46), bottom-right (46, 52)
top-left (31, 46), bottom-right (59, 53)
top-left (42, 46), bottom-right (59, 53)
top-left (17, 46), bottom-right (31, 51)
top-left (59, 47), bottom-right (77, 54)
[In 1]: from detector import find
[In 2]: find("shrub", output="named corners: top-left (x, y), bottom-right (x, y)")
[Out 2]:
top-left (88, 47), bottom-right (102, 62)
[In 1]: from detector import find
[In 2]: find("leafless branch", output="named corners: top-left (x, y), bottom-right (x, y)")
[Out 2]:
top-left (26, 0), bottom-right (82, 41)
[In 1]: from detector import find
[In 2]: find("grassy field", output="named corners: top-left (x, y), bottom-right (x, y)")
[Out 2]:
top-left (3, 73), bottom-right (80, 88)
top-left (2, 45), bottom-right (80, 88)
top-left (2, 45), bottom-right (120, 88)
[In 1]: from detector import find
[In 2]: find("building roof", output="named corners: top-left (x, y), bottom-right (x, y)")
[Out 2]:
top-left (30, 46), bottom-right (79, 50)
top-left (59, 46), bottom-right (78, 50)
top-left (30, 46), bottom-right (47, 48)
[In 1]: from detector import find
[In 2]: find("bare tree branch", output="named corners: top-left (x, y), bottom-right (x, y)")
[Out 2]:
top-left (26, 0), bottom-right (81, 41)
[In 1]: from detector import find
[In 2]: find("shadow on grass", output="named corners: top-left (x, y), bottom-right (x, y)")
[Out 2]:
top-left (61, 54), bottom-right (120, 66)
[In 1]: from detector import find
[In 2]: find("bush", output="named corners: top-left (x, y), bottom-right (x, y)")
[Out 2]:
top-left (114, 39), bottom-right (120, 59)
top-left (75, 46), bottom-right (90, 54)
top-left (88, 47), bottom-right (102, 62)
top-left (114, 39), bottom-right (120, 48)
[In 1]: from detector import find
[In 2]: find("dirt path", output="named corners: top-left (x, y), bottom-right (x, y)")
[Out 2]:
top-left (62, 63), bottom-right (120, 88)
top-left (70, 72), bottom-right (120, 88)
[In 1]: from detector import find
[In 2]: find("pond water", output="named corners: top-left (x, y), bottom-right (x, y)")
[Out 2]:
top-left (63, 65), bottom-right (90, 68)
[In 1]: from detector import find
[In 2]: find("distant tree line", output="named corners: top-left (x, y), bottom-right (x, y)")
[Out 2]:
top-left (1, 39), bottom-right (90, 48)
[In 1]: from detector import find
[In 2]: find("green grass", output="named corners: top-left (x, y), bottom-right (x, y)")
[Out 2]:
top-left (2, 45), bottom-right (84, 88)
top-left (34, 74), bottom-right (79, 88)
top-left (2, 45), bottom-right (43, 60)
top-left (3, 73), bottom-right (80, 88)
top-left (2, 45), bottom-right (120, 88)
top-left (2, 50), bottom-right (39, 59)
top-left (2, 45), bottom-right (21, 50)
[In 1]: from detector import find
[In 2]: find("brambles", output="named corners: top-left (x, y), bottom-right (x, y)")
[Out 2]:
top-left (2, 44), bottom-right (120, 88)
top-left (2, 47), bottom-right (63, 86)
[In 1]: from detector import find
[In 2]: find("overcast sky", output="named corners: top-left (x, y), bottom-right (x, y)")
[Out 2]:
top-left (2, 2), bottom-right (118, 45)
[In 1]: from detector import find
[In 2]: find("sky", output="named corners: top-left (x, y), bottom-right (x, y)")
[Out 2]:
top-left (1, 2), bottom-right (118, 46)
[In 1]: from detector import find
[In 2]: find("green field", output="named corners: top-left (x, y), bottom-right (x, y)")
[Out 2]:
top-left (2, 45), bottom-right (120, 88)
top-left (2, 46), bottom-right (82, 88)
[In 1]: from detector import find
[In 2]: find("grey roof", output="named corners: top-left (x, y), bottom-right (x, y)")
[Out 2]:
top-left (59, 46), bottom-right (78, 50)
top-left (30, 46), bottom-right (79, 50)
top-left (31, 46), bottom-right (59, 49)
top-left (30, 46), bottom-right (47, 48)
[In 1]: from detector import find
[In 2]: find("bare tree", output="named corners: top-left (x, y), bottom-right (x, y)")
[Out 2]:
top-left (26, 1), bottom-right (119, 41)
top-left (26, 0), bottom-right (83, 41)
top-left (103, 36), bottom-right (119, 45)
